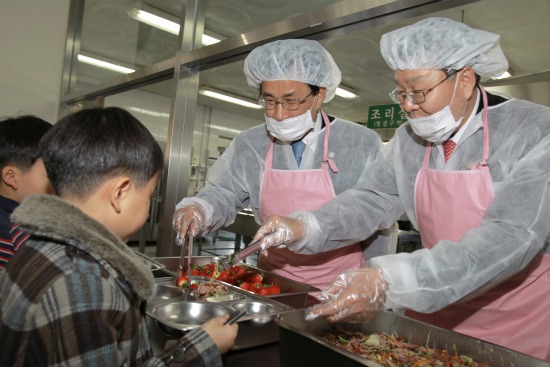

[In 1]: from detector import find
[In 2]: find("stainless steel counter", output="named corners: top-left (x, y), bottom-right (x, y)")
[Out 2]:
top-left (146, 256), bottom-right (314, 365)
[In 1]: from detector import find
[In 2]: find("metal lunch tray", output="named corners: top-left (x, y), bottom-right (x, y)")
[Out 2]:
top-left (146, 278), bottom-right (295, 334)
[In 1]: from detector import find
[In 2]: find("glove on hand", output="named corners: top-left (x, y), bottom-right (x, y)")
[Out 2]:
top-left (252, 215), bottom-right (306, 255)
top-left (172, 204), bottom-right (207, 244)
top-left (305, 267), bottom-right (388, 323)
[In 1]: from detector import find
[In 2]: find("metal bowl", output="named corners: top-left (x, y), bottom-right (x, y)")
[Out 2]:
top-left (231, 301), bottom-right (279, 326)
top-left (152, 301), bottom-right (232, 333)
top-left (149, 284), bottom-right (185, 300)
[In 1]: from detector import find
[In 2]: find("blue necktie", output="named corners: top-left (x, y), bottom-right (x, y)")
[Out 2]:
top-left (291, 141), bottom-right (306, 167)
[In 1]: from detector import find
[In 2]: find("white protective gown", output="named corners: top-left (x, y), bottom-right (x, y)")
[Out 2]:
top-left (177, 117), bottom-right (397, 258)
top-left (295, 91), bottom-right (550, 312)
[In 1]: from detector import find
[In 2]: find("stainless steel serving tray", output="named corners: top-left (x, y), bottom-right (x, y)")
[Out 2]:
top-left (276, 309), bottom-right (550, 367)
top-left (146, 279), bottom-right (294, 330)
top-left (146, 278), bottom-right (294, 351)
top-left (148, 256), bottom-right (320, 351)
top-left (153, 256), bottom-right (319, 308)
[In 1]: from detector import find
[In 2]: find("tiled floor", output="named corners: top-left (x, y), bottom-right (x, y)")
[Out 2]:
top-left (129, 230), bottom-right (259, 267)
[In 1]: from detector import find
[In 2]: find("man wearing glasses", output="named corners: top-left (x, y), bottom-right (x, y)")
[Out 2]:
top-left (173, 39), bottom-right (396, 290)
top-left (254, 18), bottom-right (550, 360)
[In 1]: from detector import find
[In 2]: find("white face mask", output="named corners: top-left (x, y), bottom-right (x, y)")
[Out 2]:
top-left (407, 74), bottom-right (466, 144)
top-left (265, 108), bottom-right (316, 142)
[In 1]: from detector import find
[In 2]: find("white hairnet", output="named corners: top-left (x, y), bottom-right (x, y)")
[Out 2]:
top-left (244, 39), bottom-right (342, 102)
top-left (380, 17), bottom-right (509, 79)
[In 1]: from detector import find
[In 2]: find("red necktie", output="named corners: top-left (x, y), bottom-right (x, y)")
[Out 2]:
top-left (443, 140), bottom-right (456, 162)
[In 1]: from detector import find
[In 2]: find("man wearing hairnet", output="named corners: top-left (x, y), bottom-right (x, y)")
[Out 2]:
top-left (253, 18), bottom-right (550, 360)
top-left (173, 39), bottom-right (396, 290)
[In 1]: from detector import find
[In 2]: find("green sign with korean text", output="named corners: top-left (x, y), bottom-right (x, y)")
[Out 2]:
top-left (367, 104), bottom-right (407, 129)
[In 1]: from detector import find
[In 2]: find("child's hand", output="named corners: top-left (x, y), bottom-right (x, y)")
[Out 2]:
top-left (201, 315), bottom-right (238, 354)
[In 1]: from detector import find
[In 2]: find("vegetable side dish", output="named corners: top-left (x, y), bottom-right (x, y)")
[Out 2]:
top-left (322, 329), bottom-right (490, 367)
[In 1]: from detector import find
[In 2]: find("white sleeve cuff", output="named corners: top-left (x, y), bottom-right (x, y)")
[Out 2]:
top-left (288, 211), bottom-right (324, 255)
top-left (370, 252), bottom-right (420, 310)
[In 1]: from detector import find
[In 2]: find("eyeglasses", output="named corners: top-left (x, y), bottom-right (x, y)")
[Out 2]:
top-left (258, 91), bottom-right (314, 111)
top-left (389, 70), bottom-right (459, 105)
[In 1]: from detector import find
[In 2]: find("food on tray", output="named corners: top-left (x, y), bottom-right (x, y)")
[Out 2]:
top-left (175, 275), bottom-right (198, 289)
top-left (175, 267), bottom-right (228, 297)
top-left (238, 281), bottom-right (281, 295)
top-left (174, 275), bottom-right (235, 302)
top-left (193, 282), bottom-right (229, 300)
top-left (322, 329), bottom-right (490, 367)
top-left (190, 263), bottom-right (217, 277)
top-left (189, 263), bottom-right (281, 296)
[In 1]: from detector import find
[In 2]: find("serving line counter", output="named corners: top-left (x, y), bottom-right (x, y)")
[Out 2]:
top-left (144, 256), bottom-right (549, 367)
top-left (146, 256), bottom-right (317, 367)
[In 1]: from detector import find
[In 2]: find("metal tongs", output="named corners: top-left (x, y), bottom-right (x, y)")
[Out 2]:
top-left (220, 238), bottom-right (263, 269)
top-left (175, 233), bottom-right (193, 282)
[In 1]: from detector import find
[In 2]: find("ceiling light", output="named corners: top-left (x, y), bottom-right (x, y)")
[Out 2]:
top-left (128, 3), bottom-right (223, 46)
top-left (335, 84), bottom-right (358, 99)
top-left (127, 107), bottom-right (170, 118)
top-left (491, 70), bottom-right (512, 80)
top-left (202, 34), bottom-right (221, 46)
top-left (77, 54), bottom-right (136, 74)
top-left (199, 87), bottom-right (262, 109)
top-left (128, 6), bottom-right (179, 35)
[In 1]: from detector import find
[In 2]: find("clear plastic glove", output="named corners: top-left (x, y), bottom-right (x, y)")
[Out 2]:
top-left (252, 215), bottom-right (306, 255)
top-left (172, 204), bottom-right (207, 244)
top-left (305, 267), bottom-right (388, 323)
top-left (201, 315), bottom-right (238, 354)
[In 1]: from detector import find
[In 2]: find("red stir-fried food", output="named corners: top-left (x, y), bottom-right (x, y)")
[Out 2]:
top-left (321, 329), bottom-right (490, 367)
top-left (188, 263), bottom-right (281, 296)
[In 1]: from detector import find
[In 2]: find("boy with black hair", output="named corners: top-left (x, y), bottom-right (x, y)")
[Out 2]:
top-left (0, 115), bottom-right (53, 269)
top-left (0, 107), bottom-right (237, 366)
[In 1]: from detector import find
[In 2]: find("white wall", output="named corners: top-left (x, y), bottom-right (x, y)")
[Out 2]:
top-left (0, 0), bottom-right (70, 123)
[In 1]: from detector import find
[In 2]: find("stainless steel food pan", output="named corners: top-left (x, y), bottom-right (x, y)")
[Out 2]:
top-left (276, 309), bottom-right (550, 367)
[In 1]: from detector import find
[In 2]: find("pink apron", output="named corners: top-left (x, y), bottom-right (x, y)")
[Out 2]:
top-left (257, 112), bottom-right (364, 290)
top-left (411, 88), bottom-right (550, 361)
